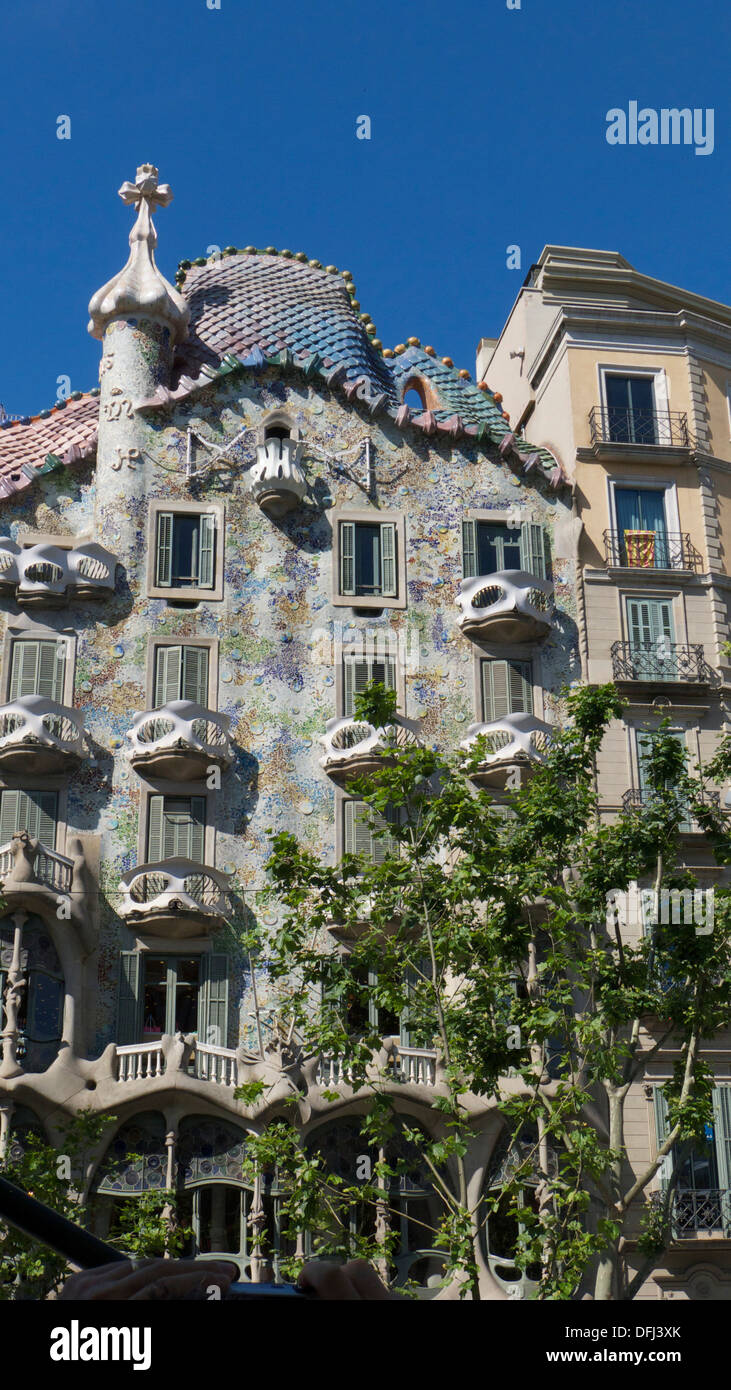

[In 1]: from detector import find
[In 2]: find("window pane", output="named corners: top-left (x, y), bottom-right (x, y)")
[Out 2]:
top-left (171, 516), bottom-right (200, 588)
top-left (175, 957), bottom-right (200, 1033)
top-left (143, 958), bottom-right (167, 1035)
top-left (476, 523), bottom-right (522, 575)
top-left (354, 524), bottom-right (381, 594)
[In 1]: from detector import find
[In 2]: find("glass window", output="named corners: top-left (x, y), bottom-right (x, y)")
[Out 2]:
top-left (155, 512), bottom-right (216, 590)
top-left (615, 488), bottom-right (669, 566)
top-left (342, 653), bottom-right (396, 718)
top-left (605, 375), bottom-right (656, 444)
top-left (142, 956), bottom-right (201, 1038)
top-left (340, 521), bottom-right (397, 598)
top-left (153, 645), bottom-right (209, 707)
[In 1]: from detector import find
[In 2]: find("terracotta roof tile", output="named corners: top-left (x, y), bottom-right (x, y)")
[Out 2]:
top-left (0, 396), bottom-right (98, 501)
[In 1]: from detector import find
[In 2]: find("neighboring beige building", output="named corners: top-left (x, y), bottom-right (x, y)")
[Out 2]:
top-left (482, 247), bottom-right (731, 1299)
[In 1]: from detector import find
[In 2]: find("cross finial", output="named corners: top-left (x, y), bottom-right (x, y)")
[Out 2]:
top-left (118, 163), bottom-right (173, 212)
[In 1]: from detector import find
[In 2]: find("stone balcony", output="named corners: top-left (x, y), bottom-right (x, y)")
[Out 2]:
top-left (460, 712), bottom-right (552, 789)
top-left (315, 1043), bottom-right (440, 1091)
top-left (319, 715), bottom-right (422, 784)
top-left (249, 438), bottom-right (307, 518)
top-left (126, 701), bottom-right (233, 782)
top-left (0, 540), bottom-right (117, 606)
top-left (118, 859), bottom-right (231, 938)
top-left (0, 696), bottom-right (87, 775)
top-left (114, 1035), bottom-right (241, 1088)
top-left (456, 570), bottom-right (554, 642)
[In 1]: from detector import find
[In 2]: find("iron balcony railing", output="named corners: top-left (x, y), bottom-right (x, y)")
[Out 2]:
top-left (610, 641), bottom-right (710, 684)
top-left (603, 529), bottom-right (702, 573)
top-left (622, 788), bottom-right (720, 813)
top-left (667, 1188), bottom-right (731, 1238)
top-left (589, 406), bottom-right (692, 448)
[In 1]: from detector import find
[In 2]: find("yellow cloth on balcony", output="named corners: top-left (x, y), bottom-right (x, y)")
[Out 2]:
top-left (624, 530), bottom-right (655, 567)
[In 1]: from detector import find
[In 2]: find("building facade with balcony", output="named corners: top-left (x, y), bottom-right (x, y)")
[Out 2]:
top-left (482, 245), bottom-right (731, 1301)
top-left (0, 169), bottom-right (583, 1298)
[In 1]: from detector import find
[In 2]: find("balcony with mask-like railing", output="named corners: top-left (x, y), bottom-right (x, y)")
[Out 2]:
top-left (0, 540), bottom-right (118, 607)
top-left (611, 641), bottom-right (711, 688)
top-left (0, 696), bottom-right (87, 775)
top-left (249, 437), bottom-right (307, 518)
top-left (319, 714), bottom-right (422, 784)
top-left (126, 702), bottom-right (233, 782)
top-left (456, 571), bottom-right (555, 643)
top-left (460, 712), bottom-right (552, 789)
top-left (118, 860), bottom-right (231, 938)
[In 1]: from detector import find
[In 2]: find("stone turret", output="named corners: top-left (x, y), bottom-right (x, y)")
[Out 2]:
top-left (88, 164), bottom-right (189, 575)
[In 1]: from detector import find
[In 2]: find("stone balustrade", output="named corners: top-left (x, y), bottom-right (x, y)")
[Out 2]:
top-left (460, 712), bottom-right (552, 788)
top-left (0, 696), bottom-right (86, 775)
top-left (126, 700), bottom-right (233, 781)
top-left (118, 859), bottom-right (231, 938)
top-left (320, 715), bottom-right (422, 782)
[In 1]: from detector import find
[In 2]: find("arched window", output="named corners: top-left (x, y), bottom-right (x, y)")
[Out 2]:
top-left (0, 915), bottom-right (64, 1073)
top-left (401, 377), bottom-right (429, 412)
top-left (95, 1112), bottom-right (168, 1196)
top-left (483, 1126), bottom-right (555, 1297)
top-left (307, 1118), bottom-right (448, 1293)
top-left (6, 1105), bottom-right (45, 1163)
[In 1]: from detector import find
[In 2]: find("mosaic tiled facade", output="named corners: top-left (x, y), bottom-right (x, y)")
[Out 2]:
top-left (0, 165), bottom-right (581, 1297)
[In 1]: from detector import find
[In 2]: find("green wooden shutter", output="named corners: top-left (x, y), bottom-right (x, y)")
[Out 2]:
top-left (462, 520), bottom-right (477, 579)
top-left (712, 1087), bottom-right (731, 1195)
top-left (154, 646), bottom-right (183, 707)
top-left (156, 512), bottom-right (174, 587)
top-left (117, 951), bottom-right (143, 1045)
top-left (340, 522), bottom-right (356, 596)
top-left (627, 598), bottom-right (674, 648)
top-left (199, 954), bottom-right (230, 1048)
top-left (343, 657), bottom-right (355, 718)
top-left (371, 806), bottom-right (397, 865)
top-left (188, 797), bottom-right (206, 861)
top-left (482, 661), bottom-right (510, 721)
top-left (380, 523), bottom-right (397, 597)
top-left (0, 790), bottom-right (20, 844)
top-left (8, 640), bottom-right (62, 699)
top-left (182, 647), bottom-right (209, 706)
top-left (147, 795), bottom-right (165, 861)
top-left (29, 791), bottom-right (57, 847)
top-left (652, 1087), bottom-right (674, 1185)
top-left (482, 660), bottom-right (531, 721)
top-left (520, 522), bottom-right (547, 579)
top-left (198, 514), bottom-right (216, 589)
top-left (509, 661), bottom-right (532, 714)
top-left (38, 640), bottom-right (65, 702)
top-left (344, 800), bottom-right (374, 858)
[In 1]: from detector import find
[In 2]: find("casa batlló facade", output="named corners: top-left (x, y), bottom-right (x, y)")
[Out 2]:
top-left (0, 165), bottom-right (722, 1300)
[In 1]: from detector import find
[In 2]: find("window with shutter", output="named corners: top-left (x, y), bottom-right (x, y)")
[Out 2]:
top-left (462, 520), bottom-right (477, 580)
top-left (520, 523), bottom-right (548, 580)
top-left (0, 790), bottom-right (57, 847)
top-left (482, 660), bottom-right (532, 722)
top-left (10, 639), bottom-right (66, 703)
top-left (627, 598), bottom-right (676, 678)
top-left (379, 524), bottom-right (397, 597)
top-left (340, 522), bottom-right (356, 595)
top-left (343, 654), bottom-right (397, 717)
top-left (117, 951), bottom-right (143, 1045)
top-left (344, 800), bottom-right (397, 864)
top-left (154, 646), bottom-right (209, 707)
top-left (156, 796), bottom-right (206, 861)
top-left (156, 513), bottom-right (174, 587)
top-left (198, 954), bottom-right (230, 1048)
top-left (198, 515), bottom-right (216, 589)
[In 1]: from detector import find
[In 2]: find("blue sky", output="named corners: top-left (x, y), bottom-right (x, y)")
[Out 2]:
top-left (0, 0), bottom-right (728, 416)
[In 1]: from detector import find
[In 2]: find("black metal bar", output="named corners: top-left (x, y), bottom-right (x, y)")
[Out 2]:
top-left (610, 641), bottom-right (708, 684)
top-left (589, 405), bottom-right (691, 448)
top-left (0, 1173), bottom-right (126, 1269)
top-left (603, 529), bottom-right (701, 573)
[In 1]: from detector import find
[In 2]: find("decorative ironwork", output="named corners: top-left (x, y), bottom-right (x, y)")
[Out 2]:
top-left (603, 530), bottom-right (701, 572)
top-left (622, 787), bottom-right (720, 813)
top-left (610, 641), bottom-right (709, 684)
top-left (589, 406), bottom-right (692, 448)
top-left (661, 1187), bottom-right (731, 1238)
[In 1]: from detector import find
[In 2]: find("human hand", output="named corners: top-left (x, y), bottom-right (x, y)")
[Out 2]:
top-left (297, 1259), bottom-right (400, 1300)
top-left (59, 1257), bottom-right (238, 1301)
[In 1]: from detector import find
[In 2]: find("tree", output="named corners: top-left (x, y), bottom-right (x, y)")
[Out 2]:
top-left (0, 1111), bottom-right (190, 1298)
top-left (249, 681), bottom-right (731, 1299)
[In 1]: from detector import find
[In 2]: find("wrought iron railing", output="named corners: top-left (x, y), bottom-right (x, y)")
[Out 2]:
top-left (610, 641), bottom-right (709, 684)
top-left (589, 406), bottom-right (692, 448)
top-left (603, 530), bottom-right (701, 572)
top-left (665, 1188), bottom-right (731, 1238)
top-left (622, 788), bottom-right (720, 813)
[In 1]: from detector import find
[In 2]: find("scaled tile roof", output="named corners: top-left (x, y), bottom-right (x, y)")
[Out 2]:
top-left (178, 253), bottom-right (397, 404)
top-left (0, 394), bottom-right (98, 500)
